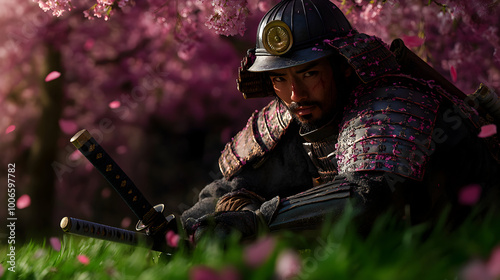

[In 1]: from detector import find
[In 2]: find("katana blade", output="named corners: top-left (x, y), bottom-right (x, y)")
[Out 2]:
top-left (60, 217), bottom-right (169, 252)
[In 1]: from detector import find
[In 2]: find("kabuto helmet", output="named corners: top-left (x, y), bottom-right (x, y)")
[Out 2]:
top-left (249, 0), bottom-right (353, 72)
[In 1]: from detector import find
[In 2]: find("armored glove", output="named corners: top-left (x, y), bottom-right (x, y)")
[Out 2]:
top-left (184, 190), bottom-right (280, 243)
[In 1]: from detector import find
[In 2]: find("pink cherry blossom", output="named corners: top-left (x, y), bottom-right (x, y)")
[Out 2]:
top-left (44, 71), bottom-right (61, 82)
top-left (478, 124), bottom-right (497, 138)
top-left (166, 230), bottom-right (180, 248)
top-left (5, 125), bottom-right (15, 134)
top-left (50, 237), bottom-right (61, 251)
top-left (243, 236), bottom-right (276, 268)
top-left (458, 184), bottom-right (482, 205)
top-left (77, 254), bottom-right (90, 265)
top-left (17, 194), bottom-right (31, 209)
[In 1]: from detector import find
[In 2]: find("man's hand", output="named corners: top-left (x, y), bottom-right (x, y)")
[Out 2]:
top-left (184, 210), bottom-right (264, 243)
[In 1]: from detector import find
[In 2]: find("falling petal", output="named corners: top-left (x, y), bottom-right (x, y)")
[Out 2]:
top-left (121, 217), bottom-right (131, 228)
top-left (116, 145), bottom-right (127, 154)
top-left (450, 65), bottom-right (457, 82)
top-left (244, 236), bottom-right (276, 268)
top-left (45, 71), bottom-right (61, 82)
top-left (0, 264), bottom-right (3, 277)
top-left (101, 188), bottom-right (111, 199)
top-left (166, 230), bottom-right (180, 248)
top-left (459, 184), bottom-right (482, 205)
top-left (69, 150), bottom-right (82, 161)
top-left (17, 194), bottom-right (31, 209)
top-left (59, 119), bottom-right (79, 135)
top-left (77, 255), bottom-right (90, 265)
top-left (5, 125), bottom-right (15, 134)
top-left (478, 124), bottom-right (497, 138)
top-left (50, 237), bottom-right (61, 251)
top-left (109, 100), bottom-right (121, 109)
top-left (488, 246), bottom-right (500, 277)
top-left (401, 35), bottom-right (425, 48)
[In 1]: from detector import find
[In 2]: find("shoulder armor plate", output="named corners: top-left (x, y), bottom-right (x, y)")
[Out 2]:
top-left (219, 99), bottom-right (293, 179)
top-left (336, 75), bottom-right (441, 180)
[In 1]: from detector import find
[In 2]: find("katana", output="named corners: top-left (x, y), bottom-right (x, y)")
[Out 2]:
top-left (60, 216), bottom-right (170, 252)
top-left (61, 129), bottom-right (178, 252)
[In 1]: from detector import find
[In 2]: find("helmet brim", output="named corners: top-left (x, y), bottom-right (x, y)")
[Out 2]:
top-left (248, 46), bottom-right (334, 72)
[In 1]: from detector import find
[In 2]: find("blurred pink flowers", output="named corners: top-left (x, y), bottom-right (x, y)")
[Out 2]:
top-left (50, 237), bottom-right (61, 251)
top-left (243, 236), bottom-right (276, 268)
top-left (44, 71), bottom-right (61, 82)
top-left (17, 194), bottom-right (31, 209)
top-left (462, 246), bottom-right (500, 280)
top-left (478, 124), bottom-right (497, 138)
top-left (77, 254), bottom-right (90, 265)
top-left (166, 230), bottom-right (180, 248)
top-left (275, 249), bottom-right (302, 279)
top-left (190, 265), bottom-right (240, 280)
top-left (458, 184), bottom-right (482, 205)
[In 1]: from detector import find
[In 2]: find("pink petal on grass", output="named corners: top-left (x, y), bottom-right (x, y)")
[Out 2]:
top-left (459, 184), bottom-right (482, 205)
top-left (45, 71), bottom-right (61, 82)
top-left (166, 230), bottom-right (180, 248)
top-left (478, 124), bottom-right (497, 138)
top-left (50, 237), bottom-right (61, 251)
top-left (450, 65), bottom-right (457, 82)
top-left (244, 236), bottom-right (276, 268)
top-left (17, 194), bottom-right (31, 209)
top-left (275, 249), bottom-right (302, 279)
top-left (461, 260), bottom-right (493, 280)
top-left (190, 266), bottom-right (219, 280)
top-left (77, 254), bottom-right (90, 265)
top-left (5, 125), bottom-right (16, 134)
top-left (487, 246), bottom-right (500, 277)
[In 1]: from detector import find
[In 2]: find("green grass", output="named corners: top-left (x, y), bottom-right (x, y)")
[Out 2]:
top-left (2, 205), bottom-right (500, 279)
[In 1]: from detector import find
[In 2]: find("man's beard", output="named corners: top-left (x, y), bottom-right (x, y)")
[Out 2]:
top-left (283, 100), bottom-right (338, 133)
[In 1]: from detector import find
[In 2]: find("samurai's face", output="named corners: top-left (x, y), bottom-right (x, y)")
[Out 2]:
top-left (268, 57), bottom-right (339, 131)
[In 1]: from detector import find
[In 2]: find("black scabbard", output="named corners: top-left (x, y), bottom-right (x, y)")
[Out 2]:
top-left (70, 129), bottom-right (153, 220)
top-left (60, 217), bottom-right (168, 252)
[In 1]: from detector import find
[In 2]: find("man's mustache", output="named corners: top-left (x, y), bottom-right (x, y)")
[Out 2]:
top-left (288, 101), bottom-right (320, 112)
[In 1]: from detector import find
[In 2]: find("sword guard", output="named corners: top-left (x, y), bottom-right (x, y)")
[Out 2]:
top-left (136, 204), bottom-right (176, 236)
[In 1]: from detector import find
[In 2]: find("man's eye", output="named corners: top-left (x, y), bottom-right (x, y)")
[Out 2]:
top-left (304, 71), bottom-right (318, 77)
top-left (272, 76), bottom-right (285, 83)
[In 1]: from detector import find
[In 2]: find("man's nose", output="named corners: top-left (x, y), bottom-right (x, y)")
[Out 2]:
top-left (290, 80), bottom-right (308, 102)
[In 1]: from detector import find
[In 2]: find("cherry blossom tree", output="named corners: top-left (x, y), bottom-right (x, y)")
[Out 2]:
top-left (1, 0), bottom-right (498, 238)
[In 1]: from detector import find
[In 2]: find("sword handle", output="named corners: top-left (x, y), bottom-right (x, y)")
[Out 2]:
top-left (71, 129), bottom-right (153, 220)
